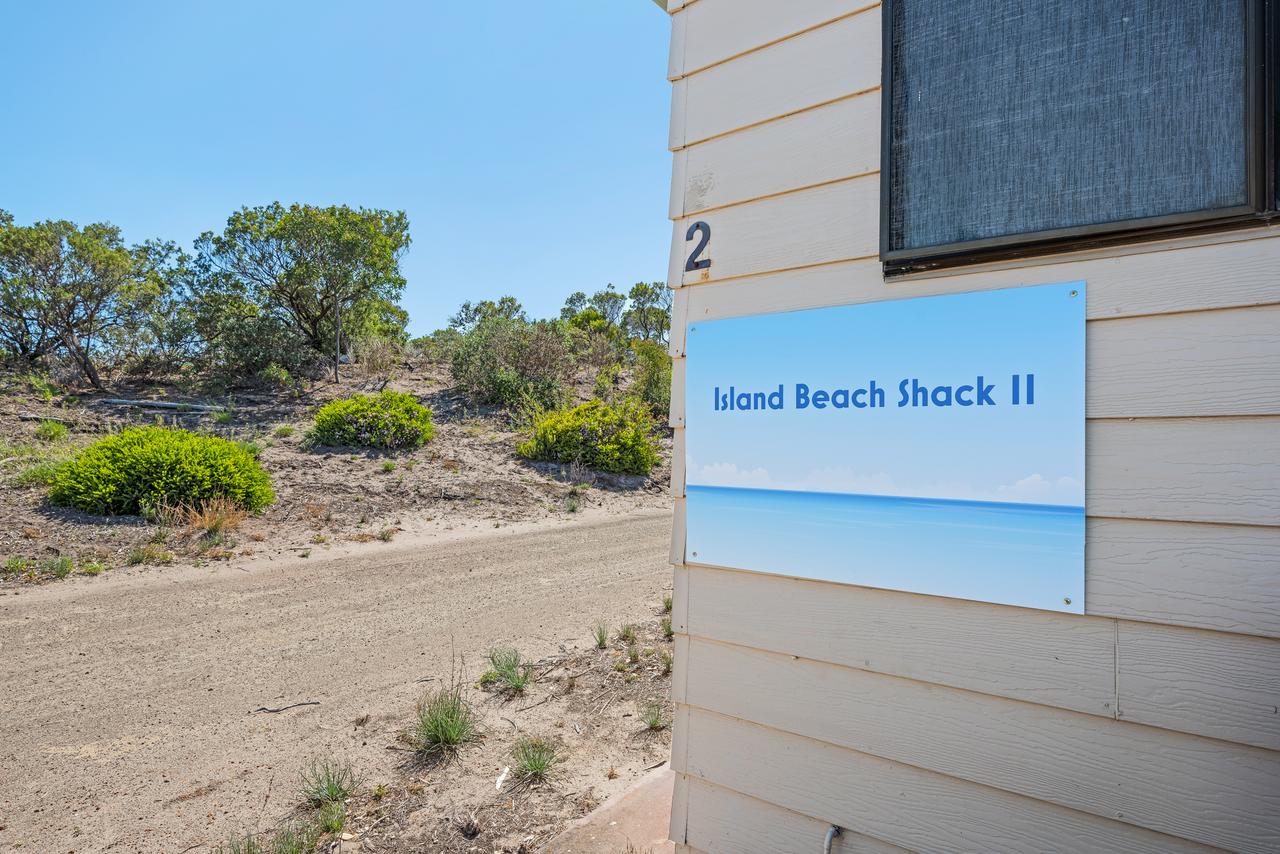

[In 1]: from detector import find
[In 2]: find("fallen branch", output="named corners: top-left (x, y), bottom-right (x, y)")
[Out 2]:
top-left (253, 701), bottom-right (320, 714)
top-left (99, 398), bottom-right (221, 412)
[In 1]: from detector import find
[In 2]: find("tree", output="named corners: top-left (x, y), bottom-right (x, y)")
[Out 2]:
top-left (622, 281), bottom-right (671, 344)
top-left (194, 203), bottom-right (410, 380)
top-left (0, 213), bottom-right (162, 388)
top-left (559, 291), bottom-right (587, 321)
top-left (588, 285), bottom-right (626, 328)
top-left (448, 295), bottom-right (525, 332)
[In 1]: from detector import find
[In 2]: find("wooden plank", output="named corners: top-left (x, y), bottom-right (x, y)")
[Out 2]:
top-left (671, 0), bottom-right (872, 80)
top-left (668, 232), bottom-right (1280, 357)
top-left (682, 775), bottom-right (911, 854)
top-left (670, 634), bottom-right (690, 704)
top-left (1088, 305), bottom-right (1280, 417)
top-left (685, 565), bottom-right (1117, 717)
top-left (670, 771), bottom-right (690, 847)
top-left (671, 565), bottom-right (689, 634)
top-left (1087, 518), bottom-right (1280, 638)
top-left (667, 5), bottom-right (687, 81)
top-left (672, 92), bottom-right (879, 218)
top-left (669, 356), bottom-right (685, 427)
top-left (671, 310), bottom-right (1280, 424)
top-left (670, 497), bottom-right (686, 565)
top-left (670, 427), bottom-right (686, 496)
top-left (1087, 417), bottom-right (1280, 524)
top-left (681, 709), bottom-right (1216, 854)
top-left (1118, 621), bottom-right (1280, 751)
top-left (670, 9), bottom-right (881, 149)
top-left (684, 638), bottom-right (1280, 853)
top-left (669, 175), bottom-right (878, 286)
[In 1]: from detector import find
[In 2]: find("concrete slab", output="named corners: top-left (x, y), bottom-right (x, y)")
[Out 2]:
top-left (541, 766), bottom-right (675, 853)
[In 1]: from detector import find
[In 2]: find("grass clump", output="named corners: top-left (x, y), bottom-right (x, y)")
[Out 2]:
top-left (511, 736), bottom-right (557, 782)
top-left (661, 617), bottom-right (674, 640)
top-left (48, 427), bottom-right (274, 516)
top-left (317, 801), bottom-right (346, 833)
top-left (216, 833), bottom-right (265, 854)
top-left (516, 399), bottom-right (658, 476)
top-left (660, 650), bottom-right (673, 675)
top-left (273, 424), bottom-right (296, 438)
top-left (412, 683), bottom-right (480, 754)
top-left (34, 420), bottom-right (68, 442)
top-left (639, 702), bottom-right (666, 731)
top-left (298, 757), bottom-right (358, 807)
top-left (381, 460), bottom-right (396, 473)
top-left (308, 391), bottom-right (434, 450)
top-left (265, 822), bottom-right (321, 854)
top-left (79, 560), bottom-right (106, 576)
top-left (3, 556), bottom-right (31, 576)
top-left (43, 556), bottom-right (74, 578)
top-left (486, 645), bottom-right (530, 694)
top-left (618, 624), bottom-right (638, 644)
top-left (127, 543), bottom-right (173, 565)
top-left (592, 621), bottom-right (609, 649)
top-left (662, 594), bottom-right (672, 614)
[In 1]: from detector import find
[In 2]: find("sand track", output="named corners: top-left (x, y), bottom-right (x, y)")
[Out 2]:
top-left (0, 510), bottom-right (672, 853)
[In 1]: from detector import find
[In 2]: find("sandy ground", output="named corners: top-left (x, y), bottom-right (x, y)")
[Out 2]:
top-left (0, 509), bottom-right (673, 853)
top-left (1, 363), bottom-right (671, 583)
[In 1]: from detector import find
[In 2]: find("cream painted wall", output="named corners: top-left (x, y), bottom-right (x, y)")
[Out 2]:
top-left (661, 2), bottom-right (1280, 852)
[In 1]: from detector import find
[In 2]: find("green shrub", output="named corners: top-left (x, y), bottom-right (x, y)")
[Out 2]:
top-left (308, 391), bottom-right (434, 450)
top-left (43, 556), bottom-right (73, 578)
top-left (34, 420), bottom-right (68, 442)
top-left (630, 340), bottom-right (671, 415)
top-left (593, 363), bottom-right (622, 402)
top-left (449, 316), bottom-right (571, 410)
top-left (517, 400), bottom-right (658, 476)
top-left (49, 427), bottom-right (274, 516)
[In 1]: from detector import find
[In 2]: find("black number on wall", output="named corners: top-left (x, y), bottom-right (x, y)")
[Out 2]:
top-left (685, 221), bottom-right (711, 272)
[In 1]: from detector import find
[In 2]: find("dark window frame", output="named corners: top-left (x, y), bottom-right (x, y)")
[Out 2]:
top-left (880, 0), bottom-right (1279, 275)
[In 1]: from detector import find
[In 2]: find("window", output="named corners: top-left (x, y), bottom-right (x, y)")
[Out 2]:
top-left (881, 0), bottom-right (1278, 273)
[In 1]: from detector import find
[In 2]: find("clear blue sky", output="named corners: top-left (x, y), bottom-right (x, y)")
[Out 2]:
top-left (0, 1), bottom-right (672, 336)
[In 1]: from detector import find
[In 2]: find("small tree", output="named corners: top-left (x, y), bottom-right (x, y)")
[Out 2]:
top-left (623, 281), bottom-right (672, 344)
top-left (0, 213), bottom-right (163, 388)
top-left (194, 203), bottom-right (411, 380)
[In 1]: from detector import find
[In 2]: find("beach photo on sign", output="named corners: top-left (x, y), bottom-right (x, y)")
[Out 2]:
top-left (684, 282), bottom-right (1086, 613)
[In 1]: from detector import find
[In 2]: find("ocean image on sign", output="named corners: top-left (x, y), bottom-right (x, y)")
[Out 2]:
top-left (683, 283), bottom-right (1086, 613)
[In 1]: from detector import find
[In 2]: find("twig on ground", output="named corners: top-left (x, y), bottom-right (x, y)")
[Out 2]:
top-left (516, 695), bottom-right (552, 713)
top-left (252, 701), bottom-right (320, 713)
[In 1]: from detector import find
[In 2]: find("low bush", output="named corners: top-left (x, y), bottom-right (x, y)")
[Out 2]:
top-left (308, 391), bottom-right (434, 450)
top-left (450, 316), bottom-right (571, 410)
top-left (516, 399), bottom-right (658, 476)
top-left (49, 427), bottom-right (274, 516)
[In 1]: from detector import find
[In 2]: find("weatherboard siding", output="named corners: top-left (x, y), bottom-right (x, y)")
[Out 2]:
top-left (663, 2), bottom-right (1280, 852)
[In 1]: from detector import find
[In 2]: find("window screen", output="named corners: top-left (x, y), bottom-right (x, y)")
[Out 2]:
top-left (882, 0), bottom-right (1271, 270)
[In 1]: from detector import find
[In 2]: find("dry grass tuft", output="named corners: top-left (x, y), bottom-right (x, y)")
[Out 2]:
top-left (181, 497), bottom-right (247, 537)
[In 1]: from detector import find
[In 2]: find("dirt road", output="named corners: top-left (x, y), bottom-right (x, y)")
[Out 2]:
top-left (0, 510), bottom-right (673, 853)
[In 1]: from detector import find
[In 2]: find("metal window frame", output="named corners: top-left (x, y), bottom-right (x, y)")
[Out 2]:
top-left (880, 0), bottom-right (1278, 276)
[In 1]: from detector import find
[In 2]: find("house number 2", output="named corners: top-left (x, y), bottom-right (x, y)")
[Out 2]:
top-left (685, 221), bottom-right (711, 272)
